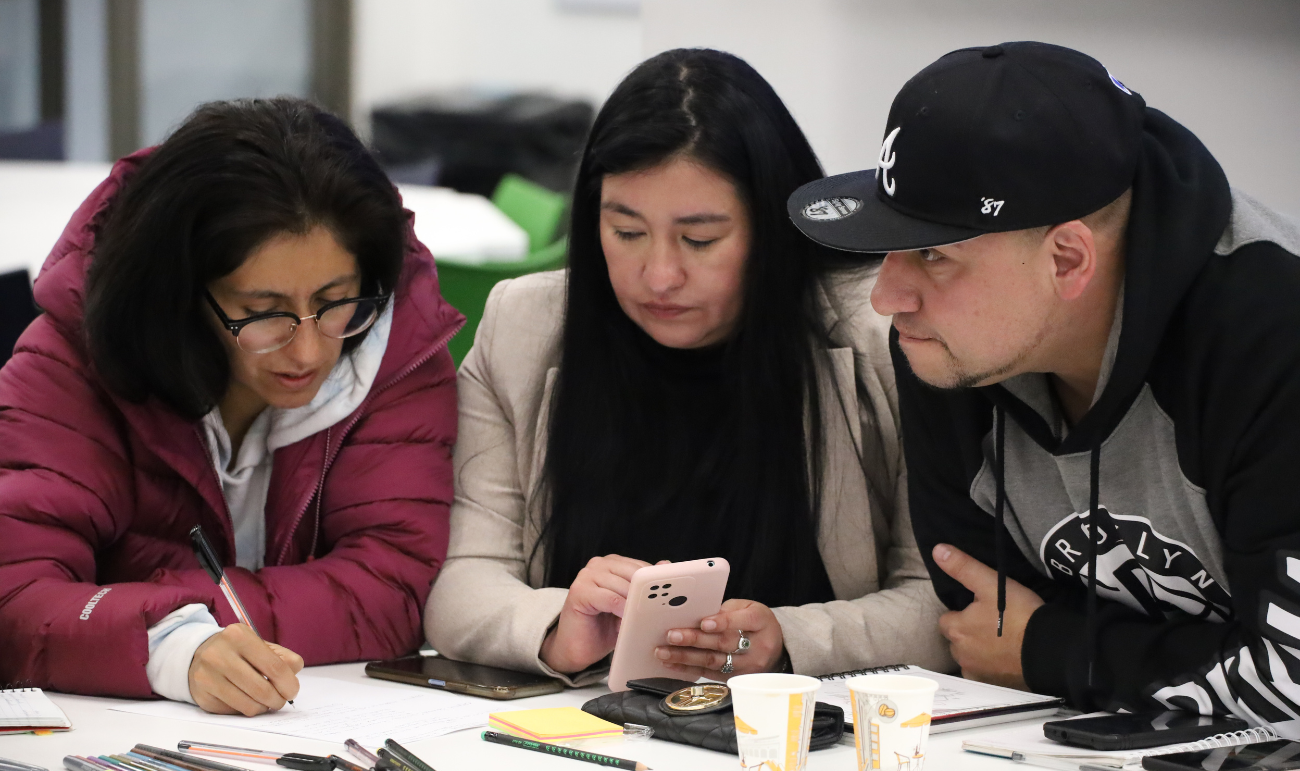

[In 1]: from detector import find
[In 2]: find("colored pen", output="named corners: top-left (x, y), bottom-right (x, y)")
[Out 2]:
top-left (134, 747), bottom-right (234, 771)
top-left (480, 730), bottom-right (650, 771)
top-left (124, 753), bottom-right (188, 771)
top-left (372, 750), bottom-right (412, 771)
top-left (62, 758), bottom-right (99, 771)
top-left (326, 757), bottom-right (365, 771)
top-left (175, 743), bottom-right (330, 771)
top-left (189, 525), bottom-right (259, 633)
top-left (187, 526), bottom-right (295, 705)
top-left (109, 755), bottom-right (159, 771)
top-left (343, 741), bottom-right (377, 768)
top-left (380, 742), bottom-right (434, 771)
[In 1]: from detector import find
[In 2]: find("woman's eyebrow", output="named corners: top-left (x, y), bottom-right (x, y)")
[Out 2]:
top-left (675, 213), bottom-right (730, 225)
top-left (601, 201), bottom-right (642, 219)
top-left (228, 273), bottom-right (359, 300)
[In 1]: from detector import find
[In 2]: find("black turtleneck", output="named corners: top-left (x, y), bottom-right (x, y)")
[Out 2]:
top-left (583, 316), bottom-right (836, 608)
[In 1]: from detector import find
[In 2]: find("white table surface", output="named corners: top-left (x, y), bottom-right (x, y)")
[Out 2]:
top-left (0, 162), bottom-right (527, 284)
top-left (0, 662), bottom-right (1037, 771)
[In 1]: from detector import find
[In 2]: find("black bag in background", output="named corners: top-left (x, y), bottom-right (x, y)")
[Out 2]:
top-left (0, 270), bottom-right (39, 369)
top-left (371, 91), bottom-right (594, 197)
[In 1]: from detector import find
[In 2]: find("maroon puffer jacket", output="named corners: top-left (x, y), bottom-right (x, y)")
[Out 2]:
top-left (0, 153), bottom-right (465, 696)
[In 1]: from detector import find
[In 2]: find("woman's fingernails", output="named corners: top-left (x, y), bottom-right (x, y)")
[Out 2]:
top-left (701, 619), bottom-right (717, 632)
top-left (655, 647), bottom-right (671, 660)
top-left (934, 544), bottom-right (952, 562)
top-left (667, 630), bottom-right (684, 644)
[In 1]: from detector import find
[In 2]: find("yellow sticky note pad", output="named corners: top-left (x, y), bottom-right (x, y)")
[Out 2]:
top-left (488, 707), bottom-right (622, 743)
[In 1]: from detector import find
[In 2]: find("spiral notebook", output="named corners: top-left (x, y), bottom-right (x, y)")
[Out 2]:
top-left (962, 715), bottom-right (1280, 769)
top-left (0, 688), bottom-right (72, 734)
top-left (816, 664), bottom-right (1065, 734)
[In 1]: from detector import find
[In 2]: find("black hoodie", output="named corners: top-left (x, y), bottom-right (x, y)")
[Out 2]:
top-left (898, 108), bottom-right (1300, 732)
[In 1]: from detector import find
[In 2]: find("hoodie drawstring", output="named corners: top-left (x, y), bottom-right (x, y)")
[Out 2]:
top-left (1086, 442), bottom-right (1101, 689)
top-left (995, 406), bottom-right (1007, 637)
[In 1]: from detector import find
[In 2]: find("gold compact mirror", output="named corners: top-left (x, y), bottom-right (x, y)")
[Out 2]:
top-left (661, 683), bottom-right (732, 715)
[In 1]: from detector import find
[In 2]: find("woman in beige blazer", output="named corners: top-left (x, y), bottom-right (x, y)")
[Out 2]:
top-left (425, 48), bottom-right (951, 686)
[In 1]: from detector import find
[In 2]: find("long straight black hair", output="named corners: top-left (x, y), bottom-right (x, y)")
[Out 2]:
top-left (540, 49), bottom-right (841, 605)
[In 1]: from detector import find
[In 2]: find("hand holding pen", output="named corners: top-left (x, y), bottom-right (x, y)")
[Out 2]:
top-left (187, 525), bottom-right (303, 716)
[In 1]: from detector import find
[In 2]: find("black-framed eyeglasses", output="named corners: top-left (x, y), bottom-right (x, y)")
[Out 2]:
top-left (205, 289), bottom-right (390, 354)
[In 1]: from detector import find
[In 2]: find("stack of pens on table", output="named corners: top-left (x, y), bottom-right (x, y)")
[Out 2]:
top-left (62, 738), bottom-right (436, 771)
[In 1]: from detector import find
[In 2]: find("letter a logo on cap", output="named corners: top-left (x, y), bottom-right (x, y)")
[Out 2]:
top-left (876, 127), bottom-right (901, 197)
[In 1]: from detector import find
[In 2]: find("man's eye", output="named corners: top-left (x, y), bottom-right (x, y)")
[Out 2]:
top-left (614, 230), bottom-right (644, 242)
top-left (684, 237), bottom-right (718, 249)
top-left (919, 248), bottom-right (942, 262)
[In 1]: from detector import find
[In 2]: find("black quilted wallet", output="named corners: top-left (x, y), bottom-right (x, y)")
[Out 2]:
top-left (582, 677), bottom-right (845, 754)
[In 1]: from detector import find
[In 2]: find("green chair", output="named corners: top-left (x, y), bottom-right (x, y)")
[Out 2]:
top-left (492, 173), bottom-right (567, 253)
top-left (440, 174), bottom-right (569, 366)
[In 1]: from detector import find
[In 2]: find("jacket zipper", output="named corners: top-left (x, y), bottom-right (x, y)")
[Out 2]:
top-left (195, 425), bottom-right (237, 556)
top-left (273, 318), bottom-right (464, 566)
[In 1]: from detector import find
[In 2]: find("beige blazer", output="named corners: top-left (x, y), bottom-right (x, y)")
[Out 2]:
top-left (424, 267), bottom-right (952, 686)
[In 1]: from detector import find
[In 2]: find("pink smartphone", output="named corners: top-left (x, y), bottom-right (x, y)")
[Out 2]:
top-left (607, 557), bottom-right (730, 691)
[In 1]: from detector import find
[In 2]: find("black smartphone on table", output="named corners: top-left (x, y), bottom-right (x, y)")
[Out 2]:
top-left (1044, 711), bottom-right (1250, 751)
top-left (365, 654), bottom-right (564, 700)
top-left (1143, 739), bottom-right (1300, 770)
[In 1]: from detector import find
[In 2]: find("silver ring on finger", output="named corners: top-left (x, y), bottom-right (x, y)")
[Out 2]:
top-left (732, 631), bottom-right (751, 655)
top-left (720, 653), bottom-right (734, 674)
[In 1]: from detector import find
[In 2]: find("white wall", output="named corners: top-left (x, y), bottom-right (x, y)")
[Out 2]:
top-left (352, 0), bottom-right (643, 136)
top-left (141, 0), bottom-right (310, 146)
top-left (643, 0), bottom-right (1300, 219)
top-left (0, 0), bottom-right (40, 131)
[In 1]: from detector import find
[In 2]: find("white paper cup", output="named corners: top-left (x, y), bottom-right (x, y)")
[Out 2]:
top-left (846, 674), bottom-right (938, 771)
top-left (728, 673), bottom-right (821, 771)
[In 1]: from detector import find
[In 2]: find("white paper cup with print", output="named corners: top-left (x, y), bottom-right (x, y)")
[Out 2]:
top-left (728, 673), bottom-right (821, 771)
top-left (846, 674), bottom-right (938, 771)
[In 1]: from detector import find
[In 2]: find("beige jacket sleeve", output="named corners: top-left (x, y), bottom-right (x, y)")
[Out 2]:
top-left (772, 462), bottom-right (954, 676)
top-left (771, 274), bottom-right (954, 677)
top-left (423, 277), bottom-right (600, 687)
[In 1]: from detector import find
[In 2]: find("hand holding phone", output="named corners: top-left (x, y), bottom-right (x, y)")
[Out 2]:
top-left (608, 558), bottom-right (730, 691)
top-left (540, 554), bottom-right (656, 675)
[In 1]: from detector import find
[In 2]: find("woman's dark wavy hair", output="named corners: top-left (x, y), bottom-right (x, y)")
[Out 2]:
top-left (84, 97), bottom-right (405, 421)
top-left (540, 49), bottom-right (843, 603)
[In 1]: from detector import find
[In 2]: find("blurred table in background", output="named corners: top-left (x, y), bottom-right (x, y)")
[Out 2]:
top-left (0, 161), bottom-right (528, 284)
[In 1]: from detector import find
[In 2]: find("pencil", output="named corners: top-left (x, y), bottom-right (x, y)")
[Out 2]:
top-left (480, 731), bottom-right (651, 771)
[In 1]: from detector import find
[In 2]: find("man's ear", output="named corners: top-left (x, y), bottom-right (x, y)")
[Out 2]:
top-left (1045, 220), bottom-right (1097, 302)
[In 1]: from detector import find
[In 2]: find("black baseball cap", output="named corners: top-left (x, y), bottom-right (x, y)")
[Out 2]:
top-left (788, 41), bottom-right (1147, 253)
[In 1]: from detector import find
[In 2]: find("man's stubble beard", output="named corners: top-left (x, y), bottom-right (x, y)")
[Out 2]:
top-left (909, 332), bottom-right (1043, 391)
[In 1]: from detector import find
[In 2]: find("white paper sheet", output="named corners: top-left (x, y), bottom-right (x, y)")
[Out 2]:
top-left (109, 673), bottom-right (492, 747)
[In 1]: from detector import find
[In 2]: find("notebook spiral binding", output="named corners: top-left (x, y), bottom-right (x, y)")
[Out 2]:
top-left (1148, 725), bottom-right (1280, 756)
top-left (819, 664), bottom-right (911, 680)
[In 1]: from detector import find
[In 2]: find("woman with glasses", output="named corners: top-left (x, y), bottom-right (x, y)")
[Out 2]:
top-left (0, 98), bottom-right (463, 714)
top-left (426, 49), bottom-right (951, 684)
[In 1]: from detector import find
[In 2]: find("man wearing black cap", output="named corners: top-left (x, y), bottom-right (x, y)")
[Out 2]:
top-left (790, 41), bottom-right (1300, 727)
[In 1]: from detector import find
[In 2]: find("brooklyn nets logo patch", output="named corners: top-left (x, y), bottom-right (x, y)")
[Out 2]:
top-left (1039, 506), bottom-right (1233, 622)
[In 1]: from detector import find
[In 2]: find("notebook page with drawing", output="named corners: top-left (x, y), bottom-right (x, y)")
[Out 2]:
top-left (817, 664), bottom-right (1064, 734)
top-left (0, 688), bottom-right (72, 734)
